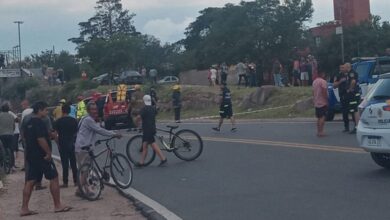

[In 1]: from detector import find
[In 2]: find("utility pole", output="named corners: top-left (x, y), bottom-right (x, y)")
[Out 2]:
top-left (14, 21), bottom-right (23, 76)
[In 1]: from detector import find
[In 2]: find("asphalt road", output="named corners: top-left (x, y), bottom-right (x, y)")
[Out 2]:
top-left (53, 120), bottom-right (390, 220)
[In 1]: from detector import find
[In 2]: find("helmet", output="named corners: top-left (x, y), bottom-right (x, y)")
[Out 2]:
top-left (59, 99), bottom-right (66, 104)
top-left (172, 85), bottom-right (181, 91)
top-left (77, 95), bottom-right (84, 101)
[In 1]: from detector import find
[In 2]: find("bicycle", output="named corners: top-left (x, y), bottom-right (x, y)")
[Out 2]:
top-left (126, 125), bottom-right (203, 166)
top-left (77, 137), bottom-right (133, 201)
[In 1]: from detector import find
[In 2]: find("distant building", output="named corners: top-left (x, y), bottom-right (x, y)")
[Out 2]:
top-left (334, 0), bottom-right (370, 26)
top-left (311, 0), bottom-right (371, 45)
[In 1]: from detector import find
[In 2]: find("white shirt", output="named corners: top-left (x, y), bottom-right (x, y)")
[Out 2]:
top-left (8, 111), bottom-right (20, 134)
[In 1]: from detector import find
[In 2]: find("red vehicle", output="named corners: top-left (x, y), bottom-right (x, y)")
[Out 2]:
top-left (83, 88), bottom-right (134, 130)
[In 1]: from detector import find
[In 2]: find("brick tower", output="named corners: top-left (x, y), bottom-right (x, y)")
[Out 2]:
top-left (333, 0), bottom-right (371, 26)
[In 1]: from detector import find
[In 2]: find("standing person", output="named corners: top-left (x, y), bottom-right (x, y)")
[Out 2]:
top-left (345, 63), bottom-right (361, 134)
top-left (308, 55), bottom-right (318, 83)
top-left (21, 101), bottom-right (71, 216)
top-left (150, 86), bottom-right (158, 107)
top-left (312, 72), bottom-right (328, 137)
top-left (130, 85), bottom-right (145, 126)
top-left (220, 62), bottom-right (228, 85)
top-left (0, 103), bottom-right (16, 170)
top-left (74, 101), bottom-right (121, 197)
top-left (81, 71), bottom-right (87, 80)
top-left (212, 83), bottom-right (237, 132)
top-left (210, 66), bottom-right (217, 86)
top-left (134, 95), bottom-right (167, 167)
top-left (272, 59), bottom-right (283, 87)
top-left (8, 106), bottom-right (20, 168)
top-left (52, 99), bottom-right (66, 121)
top-left (292, 58), bottom-right (301, 86)
top-left (76, 95), bottom-right (87, 120)
top-left (53, 103), bottom-right (78, 188)
top-left (248, 63), bottom-right (256, 87)
top-left (300, 57), bottom-right (309, 86)
top-left (172, 84), bottom-right (182, 123)
top-left (236, 62), bottom-right (247, 87)
top-left (333, 64), bottom-right (352, 132)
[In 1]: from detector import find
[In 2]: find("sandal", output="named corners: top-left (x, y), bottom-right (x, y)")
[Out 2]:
top-left (20, 210), bottom-right (38, 217)
top-left (55, 206), bottom-right (72, 213)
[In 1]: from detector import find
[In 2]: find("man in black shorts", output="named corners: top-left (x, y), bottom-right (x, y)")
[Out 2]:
top-left (21, 101), bottom-right (71, 216)
top-left (135, 95), bottom-right (167, 167)
top-left (54, 103), bottom-right (78, 188)
top-left (212, 83), bottom-right (237, 132)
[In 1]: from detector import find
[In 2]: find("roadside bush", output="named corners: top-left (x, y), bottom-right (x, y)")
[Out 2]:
top-left (78, 80), bottom-right (99, 91)
top-left (1, 78), bottom-right (40, 100)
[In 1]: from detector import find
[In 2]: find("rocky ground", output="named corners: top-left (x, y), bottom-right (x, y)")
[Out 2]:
top-left (0, 155), bottom-right (145, 220)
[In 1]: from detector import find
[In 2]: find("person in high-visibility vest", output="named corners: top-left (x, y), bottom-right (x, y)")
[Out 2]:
top-left (76, 95), bottom-right (87, 120)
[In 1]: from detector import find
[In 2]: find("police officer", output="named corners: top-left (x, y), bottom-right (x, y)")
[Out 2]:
top-left (345, 63), bottom-right (360, 134)
top-left (212, 83), bottom-right (237, 132)
top-left (333, 64), bottom-right (353, 132)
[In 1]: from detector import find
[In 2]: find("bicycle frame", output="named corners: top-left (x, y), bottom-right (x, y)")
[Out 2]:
top-left (85, 138), bottom-right (116, 179)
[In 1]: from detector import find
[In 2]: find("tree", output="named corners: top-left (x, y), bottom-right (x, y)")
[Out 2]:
top-left (314, 15), bottom-right (390, 76)
top-left (69, 0), bottom-right (137, 45)
top-left (182, 0), bottom-right (313, 69)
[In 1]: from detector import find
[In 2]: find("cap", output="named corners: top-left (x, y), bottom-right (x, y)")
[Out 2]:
top-left (59, 99), bottom-right (66, 104)
top-left (143, 95), bottom-right (152, 106)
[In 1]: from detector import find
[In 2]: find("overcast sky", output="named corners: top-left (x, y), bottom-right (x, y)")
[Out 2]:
top-left (0, 0), bottom-right (388, 57)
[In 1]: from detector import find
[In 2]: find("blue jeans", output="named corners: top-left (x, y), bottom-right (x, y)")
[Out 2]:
top-left (273, 74), bottom-right (282, 87)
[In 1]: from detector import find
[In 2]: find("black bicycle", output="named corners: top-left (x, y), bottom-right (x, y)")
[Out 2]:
top-left (126, 125), bottom-right (203, 166)
top-left (77, 137), bottom-right (133, 201)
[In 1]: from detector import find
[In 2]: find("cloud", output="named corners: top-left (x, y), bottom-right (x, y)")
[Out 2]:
top-left (142, 17), bottom-right (195, 43)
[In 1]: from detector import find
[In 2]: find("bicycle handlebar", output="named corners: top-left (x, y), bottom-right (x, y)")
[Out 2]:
top-left (95, 136), bottom-right (118, 146)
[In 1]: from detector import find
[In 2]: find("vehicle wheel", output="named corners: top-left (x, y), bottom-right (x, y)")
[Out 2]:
top-left (126, 135), bottom-right (155, 166)
top-left (326, 109), bottom-right (335, 121)
top-left (110, 154), bottom-right (133, 189)
top-left (77, 163), bottom-right (102, 201)
top-left (172, 129), bottom-right (203, 161)
top-left (370, 153), bottom-right (390, 169)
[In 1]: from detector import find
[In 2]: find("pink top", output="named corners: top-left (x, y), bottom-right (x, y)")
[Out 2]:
top-left (312, 77), bottom-right (328, 108)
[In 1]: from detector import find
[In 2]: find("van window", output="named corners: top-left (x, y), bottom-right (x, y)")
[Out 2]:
top-left (355, 63), bottom-right (371, 83)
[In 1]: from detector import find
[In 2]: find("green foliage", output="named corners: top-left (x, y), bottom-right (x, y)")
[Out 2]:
top-left (78, 80), bottom-right (99, 91)
top-left (1, 78), bottom-right (40, 100)
top-left (314, 16), bottom-right (390, 75)
top-left (183, 0), bottom-right (313, 69)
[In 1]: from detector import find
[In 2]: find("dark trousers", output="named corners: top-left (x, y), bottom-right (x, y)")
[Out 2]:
top-left (238, 74), bottom-right (247, 86)
top-left (174, 107), bottom-right (181, 121)
top-left (59, 145), bottom-right (77, 184)
top-left (341, 99), bottom-right (355, 130)
top-left (0, 135), bottom-right (15, 167)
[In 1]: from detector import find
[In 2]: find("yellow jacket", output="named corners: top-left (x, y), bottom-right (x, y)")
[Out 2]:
top-left (52, 105), bottom-right (63, 120)
top-left (77, 101), bottom-right (87, 119)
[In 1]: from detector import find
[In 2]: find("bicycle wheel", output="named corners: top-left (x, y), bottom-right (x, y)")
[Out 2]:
top-left (110, 154), bottom-right (133, 189)
top-left (77, 163), bottom-right (102, 201)
top-left (126, 135), bottom-right (155, 166)
top-left (172, 129), bottom-right (203, 161)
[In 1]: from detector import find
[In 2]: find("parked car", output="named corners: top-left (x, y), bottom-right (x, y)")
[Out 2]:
top-left (157, 76), bottom-right (179, 84)
top-left (326, 56), bottom-right (390, 121)
top-left (356, 73), bottom-right (390, 169)
top-left (116, 70), bottom-right (143, 85)
top-left (92, 73), bottom-right (119, 85)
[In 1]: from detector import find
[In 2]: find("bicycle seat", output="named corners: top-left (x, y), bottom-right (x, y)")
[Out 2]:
top-left (166, 125), bottom-right (179, 129)
top-left (81, 145), bottom-right (92, 151)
